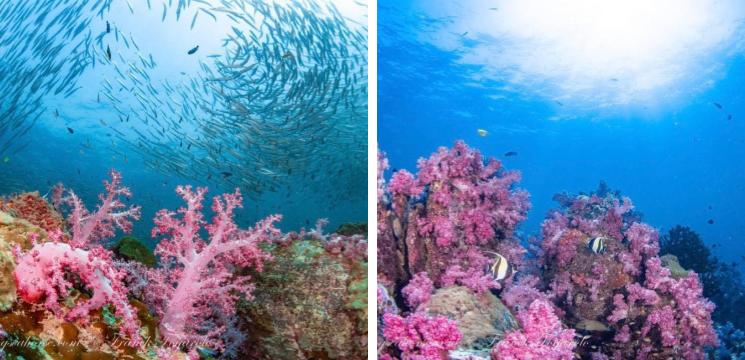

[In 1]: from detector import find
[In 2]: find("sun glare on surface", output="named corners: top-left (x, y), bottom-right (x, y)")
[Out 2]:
top-left (420, 0), bottom-right (745, 109)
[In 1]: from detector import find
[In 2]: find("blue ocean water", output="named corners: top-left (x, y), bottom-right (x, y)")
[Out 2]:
top-left (0, 0), bottom-right (368, 246)
top-left (379, 0), bottom-right (745, 269)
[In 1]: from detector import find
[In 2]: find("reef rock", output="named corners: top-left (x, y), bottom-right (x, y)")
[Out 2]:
top-left (0, 237), bottom-right (15, 311)
top-left (424, 286), bottom-right (518, 355)
top-left (0, 210), bottom-right (44, 250)
top-left (660, 254), bottom-right (690, 279)
top-left (0, 209), bottom-right (51, 311)
top-left (0, 192), bottom-right (65, 233)
top-left (237, 237), bottom-right (367, 359)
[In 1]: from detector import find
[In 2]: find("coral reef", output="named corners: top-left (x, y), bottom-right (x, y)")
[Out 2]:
top-left (378, 142), bottom-right (530, 358)
top-left (382, 312), bottom-right (462, 359)
top-left (492, 299), bottom-right (575, 360)
top-left (378, 142), bottom-right (720, 360)
top-left (378, 141), bottom-right (529, 295)
top-left (536, 184), bottom-right (718, 359)
top-left (423, 286), bottom-right (517, 356)
top-left (1, 170), bottom-right (369, 359)
top-left (1, 191), bottom-right (65, 233)
top-left (661, 225), bottom-right (745, 329)
top-left (13, 170), bottom-right (144, 347)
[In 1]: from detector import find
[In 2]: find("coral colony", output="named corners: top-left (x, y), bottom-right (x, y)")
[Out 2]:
top-left (378, 141), bottom-right (719, 360)
top-left (147, 186), bottom-right (279, 354)
top-left (10, 171), bottom-right (280, 358)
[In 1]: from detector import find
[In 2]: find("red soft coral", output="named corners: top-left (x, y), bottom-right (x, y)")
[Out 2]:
top-left (148, 185), bottom-right (279, 352)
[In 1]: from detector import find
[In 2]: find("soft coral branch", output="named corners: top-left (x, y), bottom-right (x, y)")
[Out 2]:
top-left (53, 170), bottom-right (141, 248)
top-left (149, 186), bottom-right (279, 351)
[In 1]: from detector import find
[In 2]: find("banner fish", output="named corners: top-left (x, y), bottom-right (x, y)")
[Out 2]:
top-left (588, 236), bottom-right (607, 254)
top-left (484, 251), bottom-right (513, 281)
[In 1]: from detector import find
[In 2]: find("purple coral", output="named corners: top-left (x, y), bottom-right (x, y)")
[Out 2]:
top-left (402, 272), bottom-right (434, 309)
top-left (378, 141), bottom-right (530, 293)
top-left (492, 299), bottom-right (576, 360)
top-left (382, 312), bottom-right (462, 359)
top-left (537, 185), bottom-right (718, 359)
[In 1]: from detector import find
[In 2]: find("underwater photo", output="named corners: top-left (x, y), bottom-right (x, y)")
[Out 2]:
top-left (377, 0), bottom-right (745, 359)
top-left (0, 0), bottom-right (367, 359)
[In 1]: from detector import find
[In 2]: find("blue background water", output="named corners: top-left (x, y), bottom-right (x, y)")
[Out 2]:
top-left (0, 0), bottom-right (367, 246)
top-left (379, 0), bottom-right (745, 267)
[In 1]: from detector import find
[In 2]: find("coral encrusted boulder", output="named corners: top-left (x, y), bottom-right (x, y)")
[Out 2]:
top-left (237, 236), bottom-right (367, 359)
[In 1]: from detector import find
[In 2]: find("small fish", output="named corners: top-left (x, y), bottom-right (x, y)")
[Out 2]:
top-left (489, 7), bottom-right (498, 11)
top-left (477, 128), bottom-right (488, 137)
top-left (708, 205), bottom-right (713, 210)
top-left (2, 156), bottom-right (9, 163)
top-left (187, 45), bottom-right (199, 55)
top-left (106, 21), bottom-right (110, 34)
top-left (728, 114), bottom-right (733, 121)
top-left (588, 236), bottom-right (606, 254)
top-left (484, 251), bottom-right (513, 281)
top-left (196, 347), bottom-right (217, 358)
top-left (555, 100), bottom-right (564, 106)
top-left (707, 219), bottom-right (715, 225)
top-left (221, 171), bottom-right (233, 178)
top-left (54, 109), bottom-right (59, 118)
top-left (714, 102), bottom-right (723, 109)
top-left (504, 151), bottom-right (517, 157)
top-left (461, 31), bottom-right (468, 36)
top-left (610, 78), bottom-right (619, 82)
top-left (106, 45), bottom-right (112, 61)
top-left (67, 127), bottom-right (74, 134)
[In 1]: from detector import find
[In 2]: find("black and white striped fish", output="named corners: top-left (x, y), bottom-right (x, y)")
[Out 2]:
top-left (484, 251), bottom-right (514, 281)
top-left (588, 236), bottom-right (607, 254)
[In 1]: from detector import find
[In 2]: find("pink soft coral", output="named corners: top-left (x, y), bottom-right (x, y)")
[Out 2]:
top-left (51, 170), bottom-right (141, 248)
top-left (148, 185), bottom-right (279, 352)
top-left (383, 312), bottom-right (462, 360)
top-left (13, 170), bottom-right (142, 346)
top-left (492, 299), bottom-right (575, 360)
top-left (13, 244), bottom-right (142, 346)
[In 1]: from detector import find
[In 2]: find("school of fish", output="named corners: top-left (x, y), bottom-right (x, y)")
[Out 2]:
top-left (0, 0), bottom-right (367, 205)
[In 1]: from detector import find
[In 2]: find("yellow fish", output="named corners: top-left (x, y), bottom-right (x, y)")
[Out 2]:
top-left (477, 129), bottom-right (488, 137)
